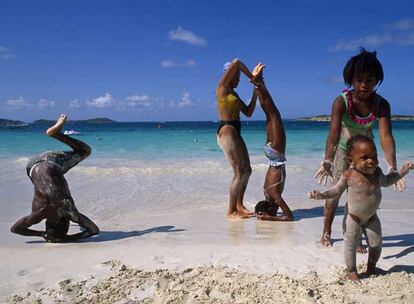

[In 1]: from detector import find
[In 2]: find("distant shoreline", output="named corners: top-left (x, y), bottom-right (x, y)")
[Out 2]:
top-left (295, 115), bottom-right (414, 122)
top-left (1, 115), bottom-right (414, 126)
top-left (0, 117), bottom-right (116, 126)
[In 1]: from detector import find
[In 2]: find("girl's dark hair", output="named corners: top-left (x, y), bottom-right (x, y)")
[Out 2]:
top-left (346, 135), bottom-right (376, 157)
top-left (343, 48), bottom-right (384, 87)
top-left (255, 200), bottom-right (279, 216)
top-left (45, 218), bottom-right (69, 240)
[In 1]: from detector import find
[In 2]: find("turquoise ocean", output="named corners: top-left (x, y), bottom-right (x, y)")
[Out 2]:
top-left (1, 120), bottom-right (413, 159)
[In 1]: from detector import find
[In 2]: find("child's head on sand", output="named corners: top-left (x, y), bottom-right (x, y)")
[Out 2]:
top-left (343, 48), bottom-right (384, 89)
top-left (45, 218), bottom-right (70, 241)
top-left (346, 135), bottom-right (378, 175)
top-left (255, 200), bottom-right (278, 216)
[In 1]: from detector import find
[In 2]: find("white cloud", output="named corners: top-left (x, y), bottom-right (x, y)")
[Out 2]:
top-left (177, 92), bottom-right (195, 108)
top-left (161, 59), bottom-right (182, 68)
top-left (326, 76), bottom-right (343, 84)
top-left (330, 32), bottom-right (414, 52)
top-left (0, 47), bottom-right (14, 59)
top-left (70, 99), bottom-right (82, 109)
top-left (161, 59), bottom-right (197, 68)
top-left (86, 93), bottom-right (115, 108)
top-left (396, 33), bottom-right (414, 45)
top-left (186, 59), bottom-right (196, 66)
top-left (5, 97), bottom-right (31, 110)
top-left (389, 18), bottom-right (414, 31)
top-left (38, 99), bottom-right (55, 109)
top-left (168, 26), bottom-right (206, 46)
top-left (125, 94), bottom-right (154, 108)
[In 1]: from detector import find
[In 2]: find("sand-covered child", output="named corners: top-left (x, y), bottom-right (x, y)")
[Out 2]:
top-left (309, 135), bottom-right (413, 282)
top-left (314, 48), bottom-right (403, 248)
top-left (11, 114), bottom-right (99, 242)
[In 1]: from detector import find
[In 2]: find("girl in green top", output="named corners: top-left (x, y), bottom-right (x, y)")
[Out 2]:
top-left (314, 48), bottom-right (405, 247)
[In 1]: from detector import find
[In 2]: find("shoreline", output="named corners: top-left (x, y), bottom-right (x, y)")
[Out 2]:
top-left (1, 154), bottom-right (413, 303)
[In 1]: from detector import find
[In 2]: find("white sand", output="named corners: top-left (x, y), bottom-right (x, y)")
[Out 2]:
top-left (1, 157), bottom-right (414, 303)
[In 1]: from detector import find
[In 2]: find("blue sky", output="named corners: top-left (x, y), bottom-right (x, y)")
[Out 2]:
top-left (1, 0), bottom-right (413, 122)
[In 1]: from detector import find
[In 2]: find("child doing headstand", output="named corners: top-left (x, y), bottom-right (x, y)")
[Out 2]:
top-left (309, 135), bottom-right (413, 282)
top-left (253, 64), bottom-right (294, 221)
top-left (11, 114), bottom-right (99, 242)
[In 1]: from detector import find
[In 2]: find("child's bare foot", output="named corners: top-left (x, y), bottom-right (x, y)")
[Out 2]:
top-left (357, 245), bottom-right (368, 254)
top-left (320, 232), bottom-right (332, 247)
top-left (237, 206), bottom-right (254, 217)
top-left (227, 210), bottom-right (250, 219)
top-left (347, 271), bottom-right (361, 283)
top-left (46, 114), bottom-right (67, 136)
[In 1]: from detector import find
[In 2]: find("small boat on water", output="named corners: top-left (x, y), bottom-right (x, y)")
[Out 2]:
top-left (2, 123), bottom-right (29, 129)
top-left (64, 129), bottom-right (82, 135)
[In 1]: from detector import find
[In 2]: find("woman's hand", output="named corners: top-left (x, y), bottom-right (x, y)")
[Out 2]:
top-left (314, 160), bottom-right (333, 186)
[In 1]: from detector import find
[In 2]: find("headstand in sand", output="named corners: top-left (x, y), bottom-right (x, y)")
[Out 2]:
top-left (216, 59), bottom-right (263, 218)
top-left (309, 135), bottom-right (413, 282)
top-left (11, 114), bottom-right (99, 242)
top-left (253, 64), bottom-right (294, 221)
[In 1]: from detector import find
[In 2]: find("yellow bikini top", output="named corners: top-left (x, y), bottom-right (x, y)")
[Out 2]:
top-left (217, 92), bottom-right (242, 121)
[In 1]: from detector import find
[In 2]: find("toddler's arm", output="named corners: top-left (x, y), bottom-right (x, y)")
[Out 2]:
top-left (309, 173), bottom-right (347, 200)
top-left (380, 162), bottom-right (414, 187)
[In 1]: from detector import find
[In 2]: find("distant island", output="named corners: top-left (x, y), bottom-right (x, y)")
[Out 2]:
top-left (0, 118), bottom-right (29, 127)
top-left (296, 115), bottom-right (414, 122)
top-left (32, 118), bottom-right (116, 124)
top-left (0, 117), bottom-right (116, 127)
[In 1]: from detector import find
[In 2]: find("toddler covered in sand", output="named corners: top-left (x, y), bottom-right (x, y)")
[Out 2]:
top-left (309, 135), bottom-right (413, 282)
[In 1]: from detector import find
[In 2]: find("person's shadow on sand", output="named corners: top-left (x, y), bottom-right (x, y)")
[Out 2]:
top-left (382, 233), bottom-right (414, 260)
top-left (293, 206), bottom-right (345, 221)
top-left (26, 225), bottom-right (185, 244)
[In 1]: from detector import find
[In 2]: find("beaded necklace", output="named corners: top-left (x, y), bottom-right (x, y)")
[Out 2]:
top-left (343, 89), bottom-right (376, 125)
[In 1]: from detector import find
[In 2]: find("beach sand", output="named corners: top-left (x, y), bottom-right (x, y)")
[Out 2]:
top-left (1, 157), bottom-right (414, 303)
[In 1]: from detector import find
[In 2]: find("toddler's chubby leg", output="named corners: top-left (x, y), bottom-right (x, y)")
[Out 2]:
top-left (321, 149), bottom-right (347, 246)
top-left (364, 214), bottom-right (382, 276)
top-left (344, 215), bottom-right (362, 282)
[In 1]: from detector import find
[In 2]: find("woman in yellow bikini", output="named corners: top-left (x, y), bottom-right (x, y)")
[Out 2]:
top-left (216, 59), bottom-right (263, 218)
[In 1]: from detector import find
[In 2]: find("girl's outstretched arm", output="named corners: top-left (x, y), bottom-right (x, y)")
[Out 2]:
top-left (377, 100), bottom-right (406, 191)
top-left (325, 97), bottom-right (345, 162)
top-left (314, 97), bottom-right (345, 185)
top-left (378, 100), bottom-right (396, 169)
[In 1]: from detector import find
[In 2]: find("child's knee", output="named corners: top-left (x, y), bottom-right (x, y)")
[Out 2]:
top-left (368, 238), bottom-right (382, 251)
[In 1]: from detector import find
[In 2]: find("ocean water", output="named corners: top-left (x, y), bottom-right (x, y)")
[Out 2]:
top-left (1, 120), bottom-right (413, 159)
top-left (0, 120), bottom-right (413, 226)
